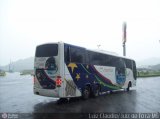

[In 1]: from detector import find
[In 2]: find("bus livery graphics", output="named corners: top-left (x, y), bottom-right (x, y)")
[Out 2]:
top-left (66, 63), bottom-right (122, 92)
top-left (34, 42), bottom-right (137, 99)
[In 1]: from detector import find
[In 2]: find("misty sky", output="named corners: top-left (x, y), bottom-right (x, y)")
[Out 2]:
top-left (0, 0), bottom-right (160, 66)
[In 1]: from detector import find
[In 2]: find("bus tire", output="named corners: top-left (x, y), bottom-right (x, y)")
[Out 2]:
top-left (82, 85), bottom-right (90, 100)
top-left (92, 85), bottom-right (100, 97)
top-left (57, 98), bottom-right (68, 104)
top-left (127, 82), bottom-right (131, 91)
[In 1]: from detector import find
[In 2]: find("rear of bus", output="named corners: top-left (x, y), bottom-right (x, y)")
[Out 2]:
top-left (33, 43), bottom-right (63, 97)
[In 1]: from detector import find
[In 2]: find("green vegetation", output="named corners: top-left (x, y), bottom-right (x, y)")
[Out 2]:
top-left (137, 71), bottom-right (160, 77)
top-left (0, 70), bottom-right (6, 76)
top-left (20, 70), bottom-right (34, 76)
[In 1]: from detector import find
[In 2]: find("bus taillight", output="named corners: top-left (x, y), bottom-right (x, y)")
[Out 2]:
top-left (56, 76), bottom-right (62, 87)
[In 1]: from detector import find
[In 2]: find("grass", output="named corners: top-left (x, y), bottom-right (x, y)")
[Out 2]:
top-left (137, 71), bottom-right (160, 77)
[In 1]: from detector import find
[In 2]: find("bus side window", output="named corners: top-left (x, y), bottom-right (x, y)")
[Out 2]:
top-left (70, 46), bottom-right (85, 64)
top-left (124, 59), bottom-right (132, 69)
top-left (115, 58), bottom-right (125, 74)
top-left (132, 61), bottom-right (137, 80)
top-left (108, 56), bottom-right (116, 67)
top-left (64, 45), bottom-right (70, 63)
top-left (88, 51), bottom-right (107, 66)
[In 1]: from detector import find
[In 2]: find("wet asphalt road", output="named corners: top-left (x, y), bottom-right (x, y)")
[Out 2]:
top-left (0, 73), bottom-right (160, 119)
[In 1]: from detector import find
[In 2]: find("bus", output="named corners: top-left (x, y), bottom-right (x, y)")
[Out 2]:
top-left (33, 42), bottom-right (136, 99)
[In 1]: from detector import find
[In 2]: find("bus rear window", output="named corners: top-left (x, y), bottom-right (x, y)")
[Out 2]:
top-left (36, 44), bottom-right (58, 57)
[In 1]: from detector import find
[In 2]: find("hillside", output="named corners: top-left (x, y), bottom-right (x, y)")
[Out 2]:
top-left (0, 56), bottom-right (160, 72)
top-left (149, 64), bottom-right (160, 71)
top-left (136, 57), bottom-right (160, 67)
top-left (0, 57), bottom-right (34, 72)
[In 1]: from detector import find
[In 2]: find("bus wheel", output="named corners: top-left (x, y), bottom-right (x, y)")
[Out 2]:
top-left (92, 85), bottom-right (100, 97)
top-left (127, 82), bottom-right (131, 91)
top-left (57, 98), bottom-right (68, 104)
top-left (82, 86), bottom-right (90, 100)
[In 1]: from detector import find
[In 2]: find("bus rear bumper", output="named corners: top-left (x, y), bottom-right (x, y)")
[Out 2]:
top-left (34, 87), bottom-right (59, 98)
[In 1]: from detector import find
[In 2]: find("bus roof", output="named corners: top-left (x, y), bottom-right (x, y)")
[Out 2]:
top-left (37, 42), bottom-right (134, 61)
top-left (87, 48), bottom-right (134, 61)
top-left (63, 42), bottom-right (134, 61)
